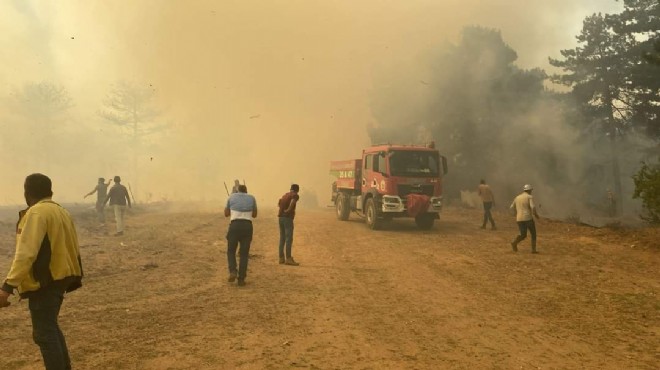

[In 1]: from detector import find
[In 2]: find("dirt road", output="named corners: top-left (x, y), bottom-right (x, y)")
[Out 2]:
top-left (1, 205), bottom-right (658, 369)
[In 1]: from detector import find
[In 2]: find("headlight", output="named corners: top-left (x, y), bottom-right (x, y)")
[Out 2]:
top-left (382, 196), bottom-right (401, 204)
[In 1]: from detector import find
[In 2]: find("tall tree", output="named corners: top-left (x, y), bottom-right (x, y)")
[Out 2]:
top-left (99, 81), bottom-right (164, 199)
top-left (9, 82), bottom-right (73, 170)
top-left (613, 0), bottom-right (660, 140)
top-left (550, 13), bottom-right (632, 215)
top-left (12, 82), bottom-right (72, 120)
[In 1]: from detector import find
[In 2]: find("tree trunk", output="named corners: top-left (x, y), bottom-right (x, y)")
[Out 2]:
top-left (132, 113), bottom-right (139, 203)
top-left (609, 134), bottom-right (623, 216)
top-left (607, 92), bottom-right (623, 216)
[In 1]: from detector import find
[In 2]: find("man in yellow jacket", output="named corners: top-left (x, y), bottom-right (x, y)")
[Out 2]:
top-left (0, 173), bottom-right (83, 370)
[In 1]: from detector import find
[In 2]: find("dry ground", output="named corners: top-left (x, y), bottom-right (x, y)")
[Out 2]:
top-left (0, 204), bottom-right (658, 369)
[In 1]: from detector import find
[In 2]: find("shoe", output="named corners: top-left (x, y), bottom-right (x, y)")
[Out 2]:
top-left (114, 231), bottom-right (124, 236)
top-left (279, 257), bottom-right (285, 264)
top-left (491, 226), bottom-right (497, 231)
top-left (511, 242), bottom-right (518, 252)
top-left (237, 280), bottom-right (246, 286)
top-left (480, 225), bottom-right (486, 229)
top-left (285, 257), bottom-right (300, 266)
top-left (228, 272), bottom-right (237, 282)
top-left (531, 250), bottom-right (539, 254)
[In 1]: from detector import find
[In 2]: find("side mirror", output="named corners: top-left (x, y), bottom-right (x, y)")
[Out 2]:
top-left (441, 156), bottom-right (448, 175)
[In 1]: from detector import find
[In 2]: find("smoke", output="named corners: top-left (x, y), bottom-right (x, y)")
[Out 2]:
top-left (0, 0), bottom-right (624, 207)
top-left (369, 24), bottom-right (650, 219)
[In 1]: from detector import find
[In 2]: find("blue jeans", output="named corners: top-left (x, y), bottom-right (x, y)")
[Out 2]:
top-left (227, 220), bottom-right (253, 281)
top-left (278, 217), bottom-right (294, 259)
top-left (29, 285), bottom-right (71, 370)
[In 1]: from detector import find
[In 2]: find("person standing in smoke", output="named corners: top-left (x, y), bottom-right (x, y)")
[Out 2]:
top-left (84, 177), bottom-right (112, 225)
top-left (224, 184), bottom-right (257, 286)
top-left (104, 176), bottom-right (131, 236)
top-left (510, 184), bottom-right (540, 253)
top-left (278, 184), bottom-right (300, 266)
top-left (478, 179), bottom-right (496, 230)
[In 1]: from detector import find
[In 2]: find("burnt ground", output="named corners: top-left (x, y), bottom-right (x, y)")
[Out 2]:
top-left (0, 204), bottom-right (658, 369)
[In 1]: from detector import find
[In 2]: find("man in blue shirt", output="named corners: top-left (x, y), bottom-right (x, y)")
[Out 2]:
top-left (224, 185), bottom-right (257, 286)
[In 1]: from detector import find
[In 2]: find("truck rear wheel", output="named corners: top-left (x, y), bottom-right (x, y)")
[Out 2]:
top-left (415, 214), bottom-right (435, 230)
top-left (336, 193), bottom-right (350, 221)
top-left (365, 198), bottom-right (382, 230)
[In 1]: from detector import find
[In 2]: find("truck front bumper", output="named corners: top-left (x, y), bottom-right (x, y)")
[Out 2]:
top-left (381, 195), bottom-right (443, 213)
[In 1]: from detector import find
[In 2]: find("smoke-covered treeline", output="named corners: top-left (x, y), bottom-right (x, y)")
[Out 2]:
top-left (369, 0), bottom-right (659, 219)
top-left (550, 0), bottom-right (660, 216)
top-left (0, 81), bottom-right (168, 204)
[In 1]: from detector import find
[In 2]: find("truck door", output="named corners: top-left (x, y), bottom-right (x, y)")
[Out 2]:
top-left (362, 153), bottom-right (387, 195)
top-left (361, 154), bottom-right (375, 193)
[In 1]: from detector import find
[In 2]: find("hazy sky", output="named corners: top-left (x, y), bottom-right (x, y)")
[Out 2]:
top-left (0, 0), bottom-right (623, 205)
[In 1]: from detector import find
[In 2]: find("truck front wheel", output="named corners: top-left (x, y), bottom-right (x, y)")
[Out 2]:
top-left (336, 193), bottom-right (350, 221)
top-left (415, 214), bottom-right (435, 230)
top-left (365, 198), bottom-right (382, 230)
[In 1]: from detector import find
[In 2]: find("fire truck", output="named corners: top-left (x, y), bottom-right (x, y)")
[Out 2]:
top-left (330, 143), bottom-right (448, 230)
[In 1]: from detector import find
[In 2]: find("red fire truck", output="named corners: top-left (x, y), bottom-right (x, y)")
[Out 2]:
top-left (330, 143), bottom-right (448, 230)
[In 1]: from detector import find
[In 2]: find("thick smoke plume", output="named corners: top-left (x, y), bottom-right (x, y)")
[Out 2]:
top-left (0, 0), bottom-right (624, 209)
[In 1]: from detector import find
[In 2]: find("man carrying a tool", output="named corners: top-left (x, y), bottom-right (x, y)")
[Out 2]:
top-left (224, 184), bottom-right (257, 286)
top-left (84, 177), bottom-right (112, 225)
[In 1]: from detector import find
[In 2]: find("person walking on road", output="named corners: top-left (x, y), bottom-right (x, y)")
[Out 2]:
top-left (510, 184), bottom-right (540, 253)
top-left (278, 184), bottom-right (300, 266)
top-left (224, 184), bottom-right (257, 286)
top-left (0, 173), bottom-right (83, 370)
top-left (478, 179), bottom-right (496, 230)
top-left (104, 176), bottom-right (131, 236)
top-left (84, 177), bottom-right (111, 225)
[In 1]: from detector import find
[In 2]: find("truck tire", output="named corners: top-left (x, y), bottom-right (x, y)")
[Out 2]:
top-left (365, 198), bottom-right (382, 230)
top-left (336, 193), bottom-right (350, 221)
top-left (415, 214), bottom-right (435, 230)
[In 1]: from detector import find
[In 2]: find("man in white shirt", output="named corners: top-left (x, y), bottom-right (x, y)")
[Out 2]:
top-left (510, 184), bottom-right (540, 253)
top-left (224, 185), bottom-right (257, 286)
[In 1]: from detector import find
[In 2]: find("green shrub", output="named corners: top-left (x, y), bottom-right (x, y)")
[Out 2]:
top-left (632, 161), bottom-right (660, 224)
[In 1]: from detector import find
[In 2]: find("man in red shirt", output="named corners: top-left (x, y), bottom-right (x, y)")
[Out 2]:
top-left (278, 184), bottom-right (300, 266)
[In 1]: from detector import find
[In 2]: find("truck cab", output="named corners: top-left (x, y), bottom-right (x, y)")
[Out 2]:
top-left (331, 143), bottom-right (448, 230)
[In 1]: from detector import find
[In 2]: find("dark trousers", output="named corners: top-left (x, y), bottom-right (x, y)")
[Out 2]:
top-left (278, 217), bottom-right (294, 259)
top-left (29, 285), bottom-right (71, 370)
top-left (513, 220), bottom-right (537, 250)
top-left (227, 220), bottom-right (253, 281)
top-left (482, 202), bottom-right (495, 228)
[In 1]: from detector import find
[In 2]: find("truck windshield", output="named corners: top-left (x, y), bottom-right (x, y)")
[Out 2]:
top-left (388, 150), bottom-right (439, 177)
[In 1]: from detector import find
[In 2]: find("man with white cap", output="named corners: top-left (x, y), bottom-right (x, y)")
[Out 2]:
top-left (510, 184), bottom-right (540, 253)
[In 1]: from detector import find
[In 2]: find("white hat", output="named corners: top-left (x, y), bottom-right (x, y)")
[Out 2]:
top-left (523, 184), bottom-right (533, 191)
